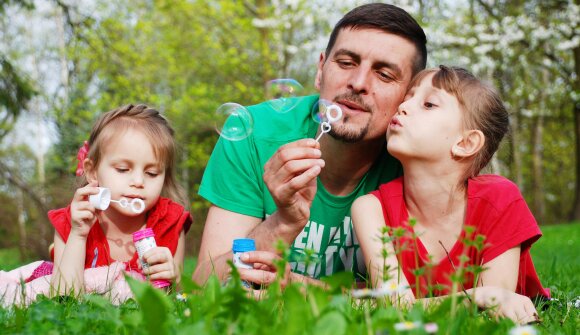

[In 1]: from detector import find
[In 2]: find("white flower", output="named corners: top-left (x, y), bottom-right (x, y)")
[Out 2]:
top-left (424, 322), bottom-right (438, 333)
top-left (183, 308), bottom-right (191, 317)
top-left (351, 282), bottom-right (408, 299)
top-left (509, 325), bottom-right (538, 335)
top-left (394, 321), bottom-right (420, 331)
top-left (176, 293), bottom-right (188, 302)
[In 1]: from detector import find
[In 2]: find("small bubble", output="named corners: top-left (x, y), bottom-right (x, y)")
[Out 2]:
top-left (265, 78), bottom-right (304, 113)
top-left (214, 102), bottom-right (253, 141)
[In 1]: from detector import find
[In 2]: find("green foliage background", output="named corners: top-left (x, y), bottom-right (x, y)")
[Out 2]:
top-left (0, 0), bottom-right (578, 260)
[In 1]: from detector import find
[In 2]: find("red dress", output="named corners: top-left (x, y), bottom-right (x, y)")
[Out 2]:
top-left (371, 175), bottom-right (549, 298)
top-left (48, 197), bottom-right (192, 273)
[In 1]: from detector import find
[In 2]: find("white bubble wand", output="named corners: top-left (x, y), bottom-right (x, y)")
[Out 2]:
top-left (315, 104), bottom-right (343, 142)
top-left (89, 187), bottom-right (146, 214)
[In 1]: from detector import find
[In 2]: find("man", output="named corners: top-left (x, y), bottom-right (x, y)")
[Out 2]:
top-left (193, 3), bottom-right (427, 286)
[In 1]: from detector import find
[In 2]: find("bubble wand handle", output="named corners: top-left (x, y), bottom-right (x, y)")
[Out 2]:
top-left (315, 122), bottom-right (331, 142)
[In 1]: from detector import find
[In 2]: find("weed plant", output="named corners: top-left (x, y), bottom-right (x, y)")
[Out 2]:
top-left (0, 224), bottom-right (577, 335)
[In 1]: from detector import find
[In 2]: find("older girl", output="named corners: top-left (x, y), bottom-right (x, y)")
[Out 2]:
top-left (352, 66), bottom-right (548, 324)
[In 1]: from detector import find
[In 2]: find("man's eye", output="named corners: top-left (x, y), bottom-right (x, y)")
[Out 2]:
top-left (336, 59), bottom-right (355, 67)
top-left (377, 71), bottom-right (393, 82)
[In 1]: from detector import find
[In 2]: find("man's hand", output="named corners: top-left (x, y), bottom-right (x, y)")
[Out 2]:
top-left (238, 250), bottom-right (291, 290)
top-left (263, 139), bottom-right (324, 231)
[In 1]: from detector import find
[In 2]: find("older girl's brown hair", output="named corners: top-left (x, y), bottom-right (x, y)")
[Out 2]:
top-left (409, 65), bottom-right (509, 180)
top-left (81, 104), bottom-right (188, 207)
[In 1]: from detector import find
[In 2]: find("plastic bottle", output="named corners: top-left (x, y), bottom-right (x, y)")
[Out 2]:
top-left (133, 228), bottom-right (171, 289)
top-left (232, 238), bottom-right (256, 288)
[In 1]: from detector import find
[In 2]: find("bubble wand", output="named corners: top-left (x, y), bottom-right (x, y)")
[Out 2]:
top-left (315, 103), bottom-right (343, 142)
top-left (89, 187), bottom-right (146, 214)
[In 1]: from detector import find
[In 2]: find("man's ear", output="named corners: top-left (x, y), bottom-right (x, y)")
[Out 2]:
top-left (451, 130), bottom-right (485, 159)
top-left (314, 52), bottom-right (326, 91)
top-left (83, 159), bottom-right (98, 184)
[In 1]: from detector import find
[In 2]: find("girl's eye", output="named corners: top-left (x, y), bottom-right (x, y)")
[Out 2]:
top-left (424, 102), bottom-right (436, 109)
top-left (116, 168), bottom-right (129, 173)
top-left (146, 171), bottom-right (159, 177)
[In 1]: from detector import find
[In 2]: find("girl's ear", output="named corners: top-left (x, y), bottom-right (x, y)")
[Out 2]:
top-left (452, 130), bottom-right (485, 159)
top-left (83, 159), bottom-right (98, 184)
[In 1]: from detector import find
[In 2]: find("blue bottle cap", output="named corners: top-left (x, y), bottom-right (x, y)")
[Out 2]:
top-left (232, 238), bottom-right (256, 253)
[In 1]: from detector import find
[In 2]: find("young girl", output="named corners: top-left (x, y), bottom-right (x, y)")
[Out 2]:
top-left (49, 104), bottom-right (192, 296)
top-left (352, 66), bottom-right (549, 324)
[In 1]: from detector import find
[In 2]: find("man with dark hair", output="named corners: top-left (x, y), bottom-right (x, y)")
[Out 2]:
top-left (194, 3), bottom-right (427, 287)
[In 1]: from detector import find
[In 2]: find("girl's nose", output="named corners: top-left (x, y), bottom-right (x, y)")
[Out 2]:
top-left (131, 172), bottom-right (144, 187)
top-left (397, 102), bottom-right (408, 116)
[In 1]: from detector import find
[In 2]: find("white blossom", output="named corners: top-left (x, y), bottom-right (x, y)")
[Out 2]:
top-left (508, 325), bottom-right (538, 335)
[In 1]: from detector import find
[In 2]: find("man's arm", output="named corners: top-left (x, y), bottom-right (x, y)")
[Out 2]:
top-left (193, 206), bottom-right (261, 284)
top-left (194, 139), bottom-right (325, 284)
top-left (192, 205), bottom-right (327, 285)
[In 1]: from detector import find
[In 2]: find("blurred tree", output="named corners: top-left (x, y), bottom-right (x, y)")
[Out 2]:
top-left (44, 0), bottom-right (334, 255)
top-left (426, 0), bottom-right (578, 223)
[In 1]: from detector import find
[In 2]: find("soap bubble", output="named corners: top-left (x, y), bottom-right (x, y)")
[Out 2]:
top-left (265, 78), bottom-right (304, 113)
top-left (214, 103), bottom-right (253, 141)
top-left (311, 99), bottom-right (343, 124)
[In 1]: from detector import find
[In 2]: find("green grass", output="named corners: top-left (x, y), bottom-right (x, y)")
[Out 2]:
top-left (0, 223), bottom-right (578, 335)
top-left (531, 223), bottom-right (580, 297)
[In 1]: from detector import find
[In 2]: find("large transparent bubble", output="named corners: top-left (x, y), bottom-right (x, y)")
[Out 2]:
top-left (311, 99), bottom-right (343, 124)
top-left (265, 78), bottom-right (304, 113)
top-left (214, 102), bottom-right (254, 141)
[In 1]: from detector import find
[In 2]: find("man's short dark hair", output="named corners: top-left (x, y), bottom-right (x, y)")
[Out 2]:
top-left (325, 3), bottom-right (427, 75)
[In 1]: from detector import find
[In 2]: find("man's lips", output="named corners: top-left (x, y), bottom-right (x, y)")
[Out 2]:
top-left (337, 100), bottom-right (368, 113)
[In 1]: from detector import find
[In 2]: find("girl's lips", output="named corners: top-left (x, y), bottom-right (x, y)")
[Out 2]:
top-left (390, 116), bottom-right (402, 127)
top-left (123, 195), bottom-right (144, 200)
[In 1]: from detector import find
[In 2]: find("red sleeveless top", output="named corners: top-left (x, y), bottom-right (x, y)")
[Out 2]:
top-left (371, 175), bottom-right (549, 298)
top-left (48, 197), bottom-right (192, 272)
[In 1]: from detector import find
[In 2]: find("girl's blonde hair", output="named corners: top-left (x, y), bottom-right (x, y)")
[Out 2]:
top-left (409, 65), bottom-right (509, 180)
top-left (80, 104), bottom-right (188, 207)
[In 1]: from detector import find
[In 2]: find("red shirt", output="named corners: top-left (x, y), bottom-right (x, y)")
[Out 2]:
top-left (48, 197), bottom-right (192, 272)
top-left (371, 175), bottom-right (549, 298)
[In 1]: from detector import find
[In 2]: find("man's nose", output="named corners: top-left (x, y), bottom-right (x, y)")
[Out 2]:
top-left (347, 67), bottom-right (370, 94)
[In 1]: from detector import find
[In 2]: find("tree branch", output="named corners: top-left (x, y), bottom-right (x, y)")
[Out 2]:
top-left (0, 160), bottom-right (49, 214)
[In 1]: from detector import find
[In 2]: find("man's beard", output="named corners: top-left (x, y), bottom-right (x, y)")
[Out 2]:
top-left (329, 116), bottom-right (370, 143)
top-left (327, 92), bottom-right (372, 143)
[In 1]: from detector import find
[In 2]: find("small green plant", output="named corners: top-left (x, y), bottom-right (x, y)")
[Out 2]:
top-left (0, 224), bottom-right (577, 334)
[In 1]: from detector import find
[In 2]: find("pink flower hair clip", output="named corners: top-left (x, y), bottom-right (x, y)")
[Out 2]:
top-left (75, 141), bottom-right (89, 176)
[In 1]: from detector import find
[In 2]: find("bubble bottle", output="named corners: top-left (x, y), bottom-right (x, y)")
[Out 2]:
top-left (232, 238), bottom-right (256, 288)
top-left (132, 228), bottom-right (171, 289)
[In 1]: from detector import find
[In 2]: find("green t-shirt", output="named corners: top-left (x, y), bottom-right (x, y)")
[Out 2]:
top-left (199, 95), bottom-right (402, 279)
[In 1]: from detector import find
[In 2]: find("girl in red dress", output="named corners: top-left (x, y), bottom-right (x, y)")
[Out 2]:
top-left (49, 104), bottom-right (192, 296)
top-left (352, 66), bottom-right (548, 325)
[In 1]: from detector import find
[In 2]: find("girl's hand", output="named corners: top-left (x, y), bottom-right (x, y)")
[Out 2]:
top-left (141, 247), bottom-right (177, 282)
top-left (474, 286), bottom-right (540, 325)
top-left (69, 181), bottom-right (100, 238)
